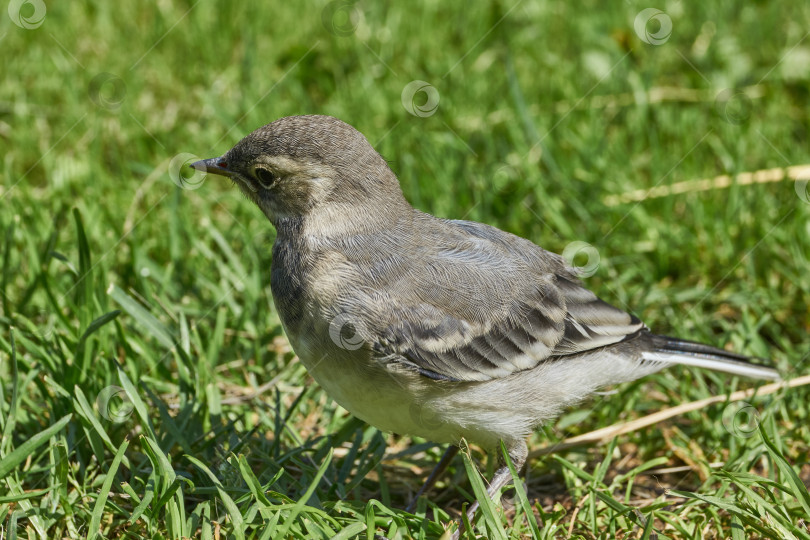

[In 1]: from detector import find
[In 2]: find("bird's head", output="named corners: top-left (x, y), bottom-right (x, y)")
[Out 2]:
top-left (190, 115), bottom-right (405, 228)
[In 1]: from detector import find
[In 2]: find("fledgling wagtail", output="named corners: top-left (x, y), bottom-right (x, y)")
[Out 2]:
top-left (190, 115), bottom-right (779, 537)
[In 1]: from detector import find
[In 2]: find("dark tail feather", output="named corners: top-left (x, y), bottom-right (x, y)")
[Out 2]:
top-left (641, 335), bottom-right (781, 381)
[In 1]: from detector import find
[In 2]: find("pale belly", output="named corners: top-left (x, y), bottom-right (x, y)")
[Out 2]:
top-left (285, 329), bottom-right (466, 444)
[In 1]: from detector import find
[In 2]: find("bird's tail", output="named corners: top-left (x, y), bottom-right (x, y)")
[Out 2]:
top-left (641, 335), bottom-right (781, 381)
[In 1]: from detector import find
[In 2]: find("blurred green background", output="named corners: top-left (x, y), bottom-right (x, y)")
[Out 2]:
top-left (2, 1), bottom-right (809, 538)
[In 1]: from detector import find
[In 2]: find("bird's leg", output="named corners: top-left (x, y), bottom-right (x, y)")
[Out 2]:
top-left (406, 444), bottom-right (460, 513)
top-left (453, 439), bottom-right (528, 540)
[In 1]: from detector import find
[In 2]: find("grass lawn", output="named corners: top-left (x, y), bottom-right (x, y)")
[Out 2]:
top-left (2, 1), bottom-right (810, 538)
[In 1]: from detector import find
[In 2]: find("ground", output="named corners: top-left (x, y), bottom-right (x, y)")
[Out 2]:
top-left (1, 1), bottom-right (809, 538)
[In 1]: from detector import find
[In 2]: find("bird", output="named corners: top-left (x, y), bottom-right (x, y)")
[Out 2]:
top-left (190, 114), bottom-right (779, 536)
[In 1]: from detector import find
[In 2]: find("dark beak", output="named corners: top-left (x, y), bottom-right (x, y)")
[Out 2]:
top-left (189, 157), bottom-right (233, 177)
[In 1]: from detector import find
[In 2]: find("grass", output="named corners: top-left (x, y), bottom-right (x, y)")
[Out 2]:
top-left (2, 0), bottom-right (810, 538)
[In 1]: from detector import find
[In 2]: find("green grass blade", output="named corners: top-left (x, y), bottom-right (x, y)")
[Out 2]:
top-left (142, 435), bottom-right (177, 494)
top-left (500, 441), bottom-right (541, 539)
top-left (236, 454), bottom-right (274, 507)
top-left (460, 445), bottom-right (507, 540)
top-left (52, 438), bottom-right (70, 509)
top-left (0, 329), bottom-right (19, 455)
top-left (669, 490), bottom-right (746, 514)
top-left (107, 283), bottom-right (175, 350)
top-left (72, 208), bottom-right (93, 314)
top-left (117, 367), bottom-right (157, 440)
top-left (760, 422), bottom-right (810, 518)
top-left (551, 454), bottom-right (595, 483)
top-left (0, 488), bottom-right (53, 503)
top-left (73, 385), bottom-right (131, 468)
top-left (0, 220), bottom-right (13, 318)
top-left (641, 508), bottom-right (655, 540)
top-left (0, 413), bottom-right (72, 478)
top-left (330, 521), bottom-right (367, 540)
top-left (88, 438), bottom-right (129, 540)
top-left (187, 455), bottom-right (245, 540)
top-left (128, 489), bottom-right (154, 525)
top-left (74, 309), bottom-right (120, 360)
top-left (274, 448), bottom-right (334, 540)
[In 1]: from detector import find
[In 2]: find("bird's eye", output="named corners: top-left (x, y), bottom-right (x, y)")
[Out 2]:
top-left (254, 167), bottom-right (276, 188)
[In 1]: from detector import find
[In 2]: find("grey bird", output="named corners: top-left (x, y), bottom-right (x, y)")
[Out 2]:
top-left (190, 114), bottom-right (779, 535)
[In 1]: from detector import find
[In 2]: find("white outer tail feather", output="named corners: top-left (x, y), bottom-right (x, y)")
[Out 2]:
top-left (641, 351), bottom-right (781, 381)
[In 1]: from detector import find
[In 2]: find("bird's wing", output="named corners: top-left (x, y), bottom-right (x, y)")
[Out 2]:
top-left (369, 218), bottom-right (645, 382)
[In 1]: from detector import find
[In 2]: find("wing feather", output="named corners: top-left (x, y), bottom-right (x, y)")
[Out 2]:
top-left (365, 218), bottom-right (646, 381)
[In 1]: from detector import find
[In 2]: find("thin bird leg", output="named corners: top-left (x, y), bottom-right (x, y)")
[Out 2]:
top-left (453, 440), bottom-right (528, 540)
top-left (405, 445), bottom-right (460, 513)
